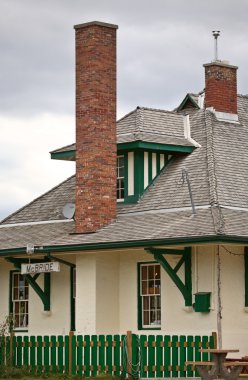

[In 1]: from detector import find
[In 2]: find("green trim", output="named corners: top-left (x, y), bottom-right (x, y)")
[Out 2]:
top-left (147, 247), bottom-right (192, 306)
top-left (124, 152), bottom-right (128, 199)
top-left (70, 267), bottom-right (76, 331)
top-left (50, 141), bottom-right (195, 162)
top-left (3, 235), bottom-right (248, 256)
top-left (7, 258), bottom-right (51, 311)
top-left (137, 261), bottom-right (161, 330)
top-left (245, 247), bottom-right (248, 307)
top-left (12, 330), bottom-right (28, 333)
top-left (50, 150), bottom-right (75, 161)
top-left (118, 141), bottom-right (195, 153)
top-left (148, 152), bottom-right (152, 183)
top-left (177, 93), bottom-right (200, 111)
top-left (124, 195), bottom-right (139, 204)
top-left (156, 153), bottom-right (160, 175)
top-left (134, 150), bottom-right (144, 198)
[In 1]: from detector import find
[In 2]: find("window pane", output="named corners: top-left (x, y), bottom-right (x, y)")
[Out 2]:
top-left (148, 265), bottom-right (154, 279)
top-left (139, 263), bottom-right (161, 328)
top-left (141, 266), bottom-right (147, 280)
top-left (12, 272), bottom-right (29, 328)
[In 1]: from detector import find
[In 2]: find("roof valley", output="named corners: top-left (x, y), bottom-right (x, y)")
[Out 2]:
top-left (204, 111), bottom-right (226, 235)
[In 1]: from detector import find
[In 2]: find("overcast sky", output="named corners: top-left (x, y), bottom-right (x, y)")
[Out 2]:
top-left (1, 0), bottom-right (248, 220)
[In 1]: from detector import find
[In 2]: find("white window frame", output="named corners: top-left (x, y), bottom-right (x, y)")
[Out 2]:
top-left (117, 155), bottom-right (125, 201)
top-left (12, 272), bottom-right (29, 329)
top-left (139, 263), bottom-right (161, 328)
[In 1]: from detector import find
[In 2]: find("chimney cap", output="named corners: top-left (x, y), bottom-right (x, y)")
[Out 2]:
top-left (74, 21), bottom-right (118, 30)
top-left (203, 61), bottom-right (238, 70)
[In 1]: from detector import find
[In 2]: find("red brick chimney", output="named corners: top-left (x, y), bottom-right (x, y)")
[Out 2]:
top-left (74, 21), bottom-right (118, 233)
top-left (204, 61), bottom-right (238, 115)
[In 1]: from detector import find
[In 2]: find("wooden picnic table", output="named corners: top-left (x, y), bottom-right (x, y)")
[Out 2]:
top-left (185, 349), bottom-right (248, 380)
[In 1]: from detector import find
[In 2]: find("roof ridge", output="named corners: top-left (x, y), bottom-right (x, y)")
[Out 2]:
top-left (0, 174), bottom-right (75, 225)
top-left (50, 143), bottom-right (75, 154)
top-left (204, 110), bottom-right (225, 234)
top-left (117, 107), bottom-right (138, 123)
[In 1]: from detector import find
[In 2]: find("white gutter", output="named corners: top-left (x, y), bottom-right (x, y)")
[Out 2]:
top-left (184, 115), bottom-right (201, 148)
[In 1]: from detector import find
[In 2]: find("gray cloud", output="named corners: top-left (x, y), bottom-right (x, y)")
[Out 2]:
top-left (1, 0), bottom-right (248, 219)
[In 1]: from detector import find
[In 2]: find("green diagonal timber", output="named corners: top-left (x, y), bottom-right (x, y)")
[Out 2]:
top-left (147, 247), bottom-right (192, 306)
top-left (6, 258), bottom-right (51, 311)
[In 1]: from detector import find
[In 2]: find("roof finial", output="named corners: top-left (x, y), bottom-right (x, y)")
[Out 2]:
top-left (212, 30), bottom-right (220, 61)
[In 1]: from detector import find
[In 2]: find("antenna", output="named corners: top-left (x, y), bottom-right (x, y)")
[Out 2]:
top-left (212, 30), bottom-right (220, 61)
top-left (181, 169), bottom-right (196, 215)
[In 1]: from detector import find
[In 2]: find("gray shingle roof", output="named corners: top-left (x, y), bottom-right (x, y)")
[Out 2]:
top-left (51, 107), bottom-right (194, 158)
top-left (1, 95), bottom-right (248, 252)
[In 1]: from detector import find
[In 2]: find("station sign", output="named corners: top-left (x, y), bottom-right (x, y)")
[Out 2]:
top-left (21, 262), bottom-right (60, 274)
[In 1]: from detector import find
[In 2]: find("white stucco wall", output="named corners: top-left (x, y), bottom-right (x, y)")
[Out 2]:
top-left (1, 244), bottom-right (248, 357)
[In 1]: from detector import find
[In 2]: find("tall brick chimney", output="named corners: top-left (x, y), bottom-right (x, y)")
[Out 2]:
top-left (204, 61), bottom-right (238, 115)
top-left (74, 21), bottom-right (118, 233)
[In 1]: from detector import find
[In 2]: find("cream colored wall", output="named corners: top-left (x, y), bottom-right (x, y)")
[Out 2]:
top-left (76, 253), bottom-right (97, 334)
top-left (29, 258), bottom-right (71, 335)
top-left (0, 260), bottom-right (13, 322)
top-left (95, 252), bottom-right (120, 333)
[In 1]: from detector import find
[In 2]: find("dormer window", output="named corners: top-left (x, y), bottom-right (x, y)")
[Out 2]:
top-left (117, 155), bottom-right (125, 201)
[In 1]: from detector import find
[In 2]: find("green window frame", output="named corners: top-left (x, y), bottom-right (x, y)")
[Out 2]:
top-left (138, 262), bottom-right (161, 330)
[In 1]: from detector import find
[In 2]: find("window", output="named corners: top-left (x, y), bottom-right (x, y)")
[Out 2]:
top-left (12, 272), bottom-right (29, 329)
top-left (139, 263), bottom-right (161, 328)
top-left (117, 155), bottom-right (125, 200)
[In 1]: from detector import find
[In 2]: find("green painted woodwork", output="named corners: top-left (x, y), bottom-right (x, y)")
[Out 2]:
top-left (58, 336), bottom-right (64, 373)
top-left (50, 141), bottom-right (194, 162)
top-left (44, 336), bottom-right (50, 372)
top-left (147, 247), bottom-right (192, 306)
top-left (139, 335), bottom-right (147, 378)
top-left (51, 336), bottom-right (57, 373)
top-left (113, 334), bottom-right (120, 377)
top-left (3, 333), bottom-right (214, 378)
top-left (179, 335), bottom-right (186, 377)
top-left (156, 335), bottom-right (163, 378)
top-left (85, 335), bottom-right (91, 375)
top-left (121, 334), bottom-right (127, 378)
top-left (118, 141), bottom-right (195, 153)
top-left (245, 247), bottom-right (248, 306)
top-left (177, 93), bottom-right (200, 111)
top-left (163, 335), bottom-right (171, 377)
top-left (50, 150), bottom-right (75, 161)
top-left (148, 335), bottom-right (155, 377)
top-left (7, 258), bottom-right (51, 311)
top-left (98, 335), bottom-right (105, 374)
top-left (106, 335), bottom-right (113, 374)
top-left (91, 335), bottom-right (98, 377)
top-left (172, 335), bottom-right (179, 377)
top-left (16, 336), bottom-right (22, 367)
top-left (37, 336), bottom-right (43, 373)
top-left (30, 336), bottom-right (36, 371)
top-left (186, 335), bottom-right (194, 377)
top-left (70, 268), bottom-right (75, 331)
top-left (148, 152), bottom-right (152, 184)
top-left (134, 150), bottom-right (144, 198)
top-left (194, 292), bottom-right (211, 312)
top-left (3, 235), bottom-right (248, 257)
top-left (76, 335), bottom-right (83, 376)
top-left (137, 261), bottom-right (161, 330)
top-left (71, 334), bottom-right (76, 375)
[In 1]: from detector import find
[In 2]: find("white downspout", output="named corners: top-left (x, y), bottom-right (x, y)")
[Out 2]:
top-left (184, 115), bottom-right (201, 148)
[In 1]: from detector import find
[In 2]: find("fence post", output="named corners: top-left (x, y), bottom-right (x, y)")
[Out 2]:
top-left (126, 331), bottom-right (132, 379)
top-left (212, 331), bottom-right (218, 349)
top-left (69, 331), bottom-right (74, 375)
top-left (10, 333), bottom-right (14, 366)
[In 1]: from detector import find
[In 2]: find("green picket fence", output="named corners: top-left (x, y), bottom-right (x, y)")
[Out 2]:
top-left (0, 332), bottom-right (216, 378)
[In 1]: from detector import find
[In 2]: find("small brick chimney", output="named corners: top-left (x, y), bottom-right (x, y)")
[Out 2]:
top-left (74, 21), bottom-right (118, 233)
top-left (204, 61), bottom-right (238, 115)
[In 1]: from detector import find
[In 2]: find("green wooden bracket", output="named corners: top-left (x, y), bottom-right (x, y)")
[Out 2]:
top-left (245, 247), bottom-right (248, 307)
top-left (6, 258), bottom-right (51, 311)
top-left (146, 247), bottom-right (192, 306)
